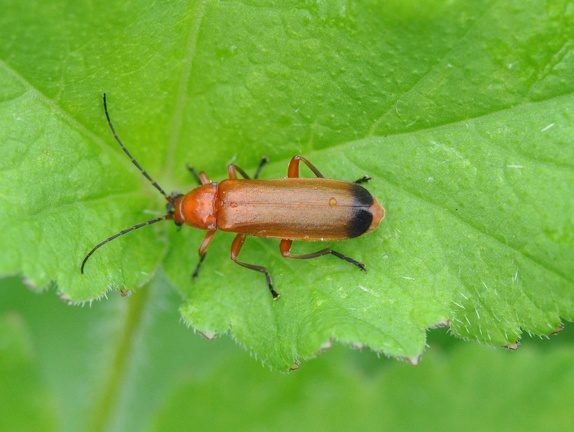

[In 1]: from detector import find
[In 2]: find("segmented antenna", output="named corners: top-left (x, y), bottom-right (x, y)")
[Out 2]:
top-left (103, 93), bottom-right (169, 199)
top-left (81, 95), bottom-right (174, 274)
top-left (81, 215), bottom-right (169, 273)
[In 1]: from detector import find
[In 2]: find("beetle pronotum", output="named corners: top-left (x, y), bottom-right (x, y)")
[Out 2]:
top-left (81, 94), bottom-right (385, 299)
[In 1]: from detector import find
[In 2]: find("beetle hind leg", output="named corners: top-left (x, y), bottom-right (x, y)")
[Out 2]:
top-left (280, 239), bottom-right (367, 272)
top-left (354, 175), bottom-right (371, 184)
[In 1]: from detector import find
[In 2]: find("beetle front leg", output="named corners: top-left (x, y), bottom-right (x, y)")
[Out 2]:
top-left (192, 230), bottom-right (217, 279)
top-left (231, 234), bottom-right (279, 299)
top-left (280, 239), bottom-right (367, 272)
top-left (252, 156), bottom-right (269, 179)
top-left (228, 156), bottom-right (269, 180)
top-left (186, 164), bottom-right (211, 185)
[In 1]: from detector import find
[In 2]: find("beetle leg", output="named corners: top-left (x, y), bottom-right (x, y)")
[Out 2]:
top-left (280, 239), bottom-right (367, 272)
top-left (186, 164), bottom-right (201, 185)
top-left (288, 155), bottom-right (325, 178)
top-left (228, 164), bottom-right (249, 180)
top-left (192, 230), bottom-right (217, 279)
top-left (354, 175), bottom-right (371, 184)
top-left (198, 172), bottom-right (211, 184)
top-left (231, 234), bottom-right (280, 299)
top-left (253, 156), bottom-right (269, 179)
top-left (228, 156), bottom-right (269, 180)
top-left (192, 254), bottom-right (207, 279)
top-left (186, 164), bottom-right (211, 185)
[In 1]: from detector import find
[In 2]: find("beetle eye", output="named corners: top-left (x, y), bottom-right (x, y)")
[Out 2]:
top-left (166, 192), bottom-right (183, 215)
top-left (166, 201), bottom-right (175, 215)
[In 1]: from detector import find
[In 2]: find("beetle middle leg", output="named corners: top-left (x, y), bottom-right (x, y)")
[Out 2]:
top-left (288, 155), bottom-right (325, 178)
top-left (231, 234), bottom-right (280, 299)
top-left (228, 156), bottom-right (269, 180)
top-left (280, 239), bottom-right (367, 272)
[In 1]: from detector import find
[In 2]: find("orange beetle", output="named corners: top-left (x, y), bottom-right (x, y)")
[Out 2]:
top-left (82, 95), bottom-right (385, 299)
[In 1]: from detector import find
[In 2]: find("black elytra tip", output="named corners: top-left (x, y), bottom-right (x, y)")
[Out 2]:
top-left (346, 183), bottom-right (375, 238)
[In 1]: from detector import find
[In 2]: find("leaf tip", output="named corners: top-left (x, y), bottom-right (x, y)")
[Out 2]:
top-left (398, 354), bottom-right (422, 365)
top-left (22, 277), bottom-right (39, 290)
top-left (288, 360), bottom-right (300, 371)
top-left (57, 292), bottom-right (72, 303)
top-left (552, 323), bottom-right (565, 335)
top-left (198, 330), bottom-right (217, 340)
top-left (430, 319), bottom-right (450, 329)
top-left (319, 339), bottom-right (333, 352)
top-left (504, 341), bottom-right (520, 350)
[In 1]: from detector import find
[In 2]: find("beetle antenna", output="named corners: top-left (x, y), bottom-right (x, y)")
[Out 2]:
top-left (81, 215), bottom-right (170, 274)
top-left (103, 93), bottom-right (170, 200)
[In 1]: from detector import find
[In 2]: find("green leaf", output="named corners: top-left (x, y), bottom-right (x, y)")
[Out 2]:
top-left (152, 343), bottom-right (574, 432)
top-left (0, 311), bottom-right (57, 431)
top-left (2, 276), bottom-right (574, 431)
top-left (1, 0), bottom-right (573, 369)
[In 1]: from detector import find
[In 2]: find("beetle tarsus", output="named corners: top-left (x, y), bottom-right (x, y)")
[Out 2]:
top-left (280, 240), bottom-right (367, 273)
top-left (192, 253), bottom-right (207, 280)
top-left (253, 156), bottom-right (270, 180)
top-left (269, 284), bottom-right (280, 300)
top-left (330, 250), bottom-right (367, 272)
top-left (186, 163), bottom-right (202, 185)
top-left (264, 273), bottom-right (280, 299)
top-left (354, 176), bottom-right (371, 184)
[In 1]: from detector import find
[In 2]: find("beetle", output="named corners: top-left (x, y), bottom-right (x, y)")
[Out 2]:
top-left (81, 94), bottom-right (385, 299)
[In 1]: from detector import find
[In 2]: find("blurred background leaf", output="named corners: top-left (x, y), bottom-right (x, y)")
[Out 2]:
top-left (1, 276), bottom-right (574, 431)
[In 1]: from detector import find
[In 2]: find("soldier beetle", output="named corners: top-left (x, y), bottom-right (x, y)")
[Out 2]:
top-left (81, 94), bottom-right (385, 299)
